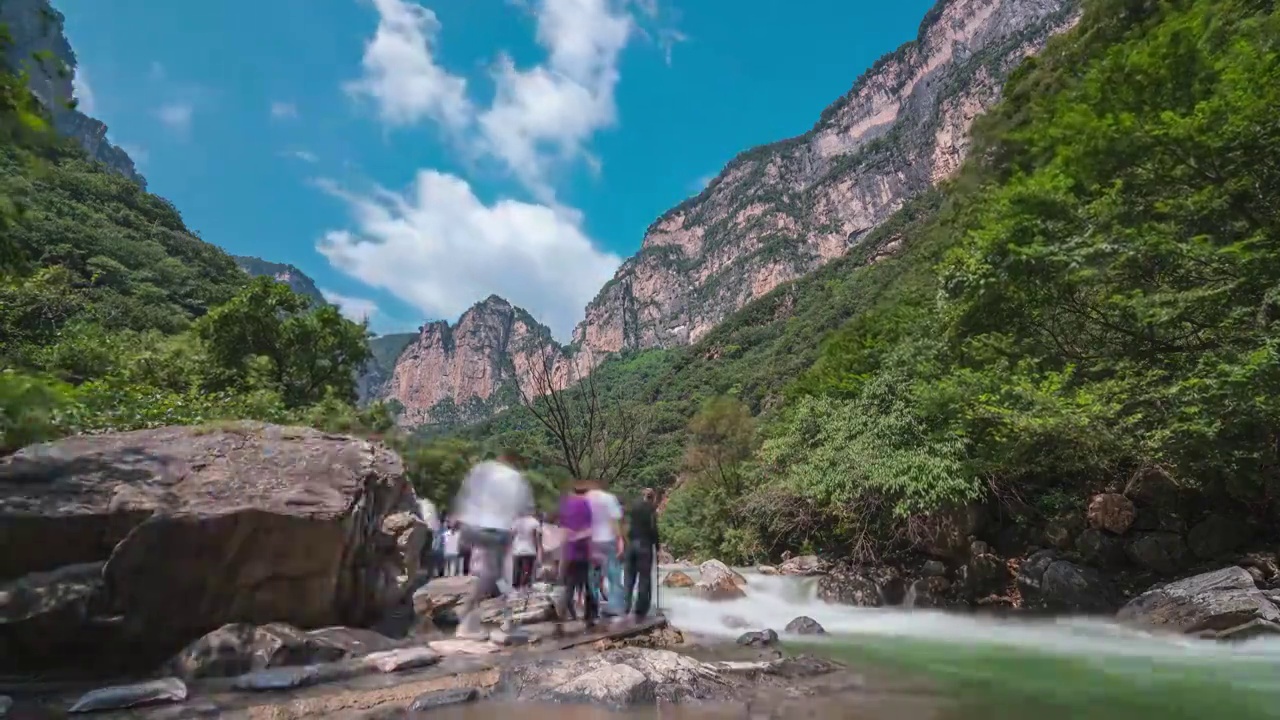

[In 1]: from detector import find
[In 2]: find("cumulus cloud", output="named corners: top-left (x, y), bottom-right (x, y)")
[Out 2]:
top-left (344, 0), bottom-right (472, 130)
top-left (155, 101), bottom-right (194, 134)
top-left (477, 0), bottom-right (632, 200)
top-left (315, 171), bottom-right (620, 339)
top-left (72, 68), bottom-right (96, 114)
top-left (321, 288), bottom-right (379, 322)
top-left (270, 101), bottom-right (299, 119)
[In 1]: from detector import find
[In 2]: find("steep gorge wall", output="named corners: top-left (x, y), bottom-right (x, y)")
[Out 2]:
top-left (0, 0), bottom-right (147, 187)
top-left (571, 0), bottom-right (1079, 356)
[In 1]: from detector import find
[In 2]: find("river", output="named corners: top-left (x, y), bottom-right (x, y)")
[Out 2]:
top-left (653, 566), bottom-right (1280, 720)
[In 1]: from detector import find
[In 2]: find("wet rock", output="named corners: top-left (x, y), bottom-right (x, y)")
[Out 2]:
top-left (1076, 528), bottom-right (1127, 569)
top-left (362, 646), bottom-right (440, 672)
top-left (67, 678), bottom-right (187, 714)
top-left (409, 687), bottom-right (479, 712)
top-left (232, 665), bottom-right (324, 691)
top-left (498, 648), bottom-right (730, 709)
top-left (656, 549), bottom-right (674, 565)
top-left (1016, 549), bottom-right (1059, 597)
top-left (904, 577), bottom-right (951, 609)
top-left (961, 553), bottom-right (1009, 597)
top-left (488, 629), bottom-right (532, 647)
top-left (1040, 560), bottom-right (1114, 612)
top-left (662, 570), bottom-right (695, 588)
top-left (1126, 532), bottom-right (1189, 575)
top-left (413, 575), bottom-right (476, 624)
top-left (1213, 619), bottom-right (1280, 642)
top-left (921, 560), bottom-right (947, 577)
top-left (1125, 466), bottom-right (1180, 506)
top-left (166, 623), bottom-right (401, 680)
top-left (1087, 494), bottom-right (1136, 535)
top-left (691, 574), bottom-right (746, 602)
top-left (700, 560), bottom-right (747, 589)
top-left (721, 615), bottom-right (751, 630)
top-left (817, 569), bottom-right (883, 607)
top-left (784, 616), bottom-right (825, 635)
top-left (0, 562), bottom-right (111, 674)
top-left (777, 555), bottom-right (827, 576)
top-left (0, 424), bottom-right (418, 675)
top-left (736, 629), bottom-right (779, 647)
top-left (1187, 514), bottom-right (1250, 560)
top-left (1117, 566), bottom-right (1280, 633)
top-left (1239, 552), bottom-right (1280, 587)
top-left (758, 565), bottom-right (778, 575)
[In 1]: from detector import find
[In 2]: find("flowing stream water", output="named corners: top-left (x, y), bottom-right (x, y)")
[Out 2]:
top-left (653, 567), bottom-right (1280, 720)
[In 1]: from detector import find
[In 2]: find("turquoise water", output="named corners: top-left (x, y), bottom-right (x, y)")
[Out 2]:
top-left (661, 568), bottom-right (1280, 720)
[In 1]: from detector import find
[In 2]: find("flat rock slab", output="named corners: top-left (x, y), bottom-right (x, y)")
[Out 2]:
top-left (68, 677), bottom-right (187, 713)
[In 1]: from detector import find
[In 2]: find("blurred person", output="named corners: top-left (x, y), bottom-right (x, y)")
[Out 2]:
top-left (442, 523), bottom-right (460, 576)
top-left (511, 511), bottom-right (541, 589)
top-left (586, 480), bottom-right (625, 619)
top-left (623, 487), bottom-right (661, 620)
top-left (416, 496), bottom-right (442, 578)
top-left (554, 478), bottom-right (596, 635)
top-left (451, 451), bottom-right (534, 640)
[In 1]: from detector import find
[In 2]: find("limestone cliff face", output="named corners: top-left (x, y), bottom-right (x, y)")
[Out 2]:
top-left (385, 296), bottom-right (569, 428)
top-left (233, 256), bottom-right (327, 306)
top-left (0, 0), bottom-right (146, 188)
top-left (572, 0), bottom-right (1079, 354)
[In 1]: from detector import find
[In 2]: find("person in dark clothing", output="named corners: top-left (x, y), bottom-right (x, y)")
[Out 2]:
top-left (623, 487), bottom-right (661, 620)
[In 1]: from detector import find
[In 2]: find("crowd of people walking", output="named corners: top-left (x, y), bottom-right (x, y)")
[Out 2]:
top-left (414, 451), bottom-right (662, 640)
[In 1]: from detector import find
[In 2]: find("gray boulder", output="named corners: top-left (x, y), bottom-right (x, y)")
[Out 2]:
top-left (1117, 566), bottom-right (1280, 633)
top-left (784, 616), bottom-right (825, 635)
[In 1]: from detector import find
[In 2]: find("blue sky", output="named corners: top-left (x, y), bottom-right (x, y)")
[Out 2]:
top-left (60, 0), bottom-right (935, 338)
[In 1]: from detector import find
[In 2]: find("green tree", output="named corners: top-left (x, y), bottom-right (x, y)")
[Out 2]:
top-left (195, 276), bottom-right (371, 408)
top-left (682, 395), bottom-right (757, 496)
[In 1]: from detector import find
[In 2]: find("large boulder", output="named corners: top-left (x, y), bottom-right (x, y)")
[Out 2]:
top-left (1086, 494), bottom-right (1136, 535)
top-left (662, 571), bottom-right (695, 588)
top-left (691, 561), bottom-right (747, 601)
top-left (0, 423), bottom-right (420, 675)
top-left (817, 566), bottom-right (901, 607)
top-left (1017, 550), bottom-right (1115, 612)
top-left (699, 560), bottom-right (747, 589)
top-left (412, 575), bottom-right (477, 625)
top-left (1186, 514), bottom-right (1250, 560)
top-left (497, 648), bottom-right (730, 709)
top-left (1117, 566), bottom-right (1280, 633)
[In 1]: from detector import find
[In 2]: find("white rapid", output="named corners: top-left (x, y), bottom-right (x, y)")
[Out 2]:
top-left (657, 567), bottom-right (1280, 668)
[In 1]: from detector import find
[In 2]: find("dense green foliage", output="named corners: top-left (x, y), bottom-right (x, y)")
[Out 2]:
top-left (466, 0), bottom-right (1280, 563)
top-left (0, 49), bottom-right (383, 453)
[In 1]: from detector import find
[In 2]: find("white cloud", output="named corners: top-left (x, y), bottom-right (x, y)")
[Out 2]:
top-left (155, 101), bottom-right (194, 134)
top-left (72, 67), bottom-right (96, 114)
top-left (270, 101), bottom-right (299, 119)
top-left (287, 149), bottom-right (319, 163)
top-left (315, 170), bottom-right (620, 339)
top-left (476, 0), bottom-right (633, 199)
top-left (321, 288), bottom-right (379, 322)
top-left (344, 0), bottom-right (472, 130)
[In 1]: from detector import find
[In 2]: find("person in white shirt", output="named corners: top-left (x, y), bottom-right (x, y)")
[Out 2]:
top-left (585, 481), bottom-right (625, 618)
top-left (510, 513), bottom-right (542, 589)
top-left (451, 451), bottom-right (534, 640)
top-left (416, 497), bottom-right (442, 578)
top-left (442, 524), bottom-right (460, 576)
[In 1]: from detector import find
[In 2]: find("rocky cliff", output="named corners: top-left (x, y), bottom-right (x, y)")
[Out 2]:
top-left (233, 255), bottom-right (328, 306)
top-left (571, 0), bottom-right (1079, 354)
top-left (384, 296), bottom-right (568, 428)
top-left (0, 0), bottom-right (147, 188)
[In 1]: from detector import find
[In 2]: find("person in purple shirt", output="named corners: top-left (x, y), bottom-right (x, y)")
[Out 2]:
top-left (554, 479), bottom-right (597, 634)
